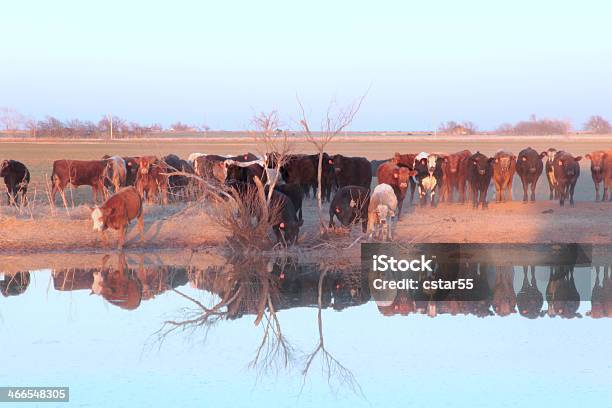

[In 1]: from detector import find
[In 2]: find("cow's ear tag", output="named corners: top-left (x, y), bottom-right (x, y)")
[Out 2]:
top-left (335, 207), bottom-right (341, 213)
top-left (280, 222), bottom-right (285, 229)
top-left (393, 173), bottom-right (398, 178)
top-left (558, 160), bottom-right (563, 166)
top-left (349, 199), bottom-right (357, 208)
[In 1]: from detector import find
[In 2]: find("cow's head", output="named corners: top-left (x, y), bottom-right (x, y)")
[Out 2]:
top-left (557, 154), bottom-right (581, 177)
top-left (276, 220), bottom-right (299, 246)
top-left (447, 154), bottom-right (464, 173)
top-left (0, 160), bottom-right (9, 177)
top-left (396, 167), bottom-right (416, 190)
top-left (494, 151), bottom-right (516, 173)
top-left (471, 152), bottom-right (493, 176)
top-left (585, 151), bottom-right (606, 173)
top-left (89, 205), bottom-right (111, 232)
top-left (332, 154), bottom-right (344, 174)
top-left (90, 269), bottom-right (142, 310)
top-left (375, 204), bottom-right (394, 224)
top-left (426, 155), bottom-right (438, 174)
top-left (519, 148), bottom-right (542, 173)
top-left (541, 148), bottom-right (557, 163)
top-left (137, 156), bottom-right (157, 175)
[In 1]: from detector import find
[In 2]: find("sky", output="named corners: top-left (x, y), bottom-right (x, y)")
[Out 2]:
top-left (1, 0), bottom-right (612, 131)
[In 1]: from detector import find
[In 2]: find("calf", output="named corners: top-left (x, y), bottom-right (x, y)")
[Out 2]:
top-left (89, 186), bottom-right (144, 249)
top-left (553, 151), bottom-right (581, 207)
top-left (467, 152), bottom-right (494, 209)
top-left (332, 155), bottom-right (372, 190)
top-left (444, 150), bottom-right (471, 203)
top-left (135, 156), bottom-right (169, 204)
top-left (367, 183), bottom-right (398, 241)
top-left (51, 159), bottom-right (108, 205)
top-left (515, 147), bottom-right (545, 203)
top-left (392, 152), bottom-right (419, 205)
top-left (413, 152), bottom-right (443, 207)
top-left (0, 160), bottom-right (30, 206)
top-left (492, 150), bottom-right (516, 202)
top-left (377, 161), bottom-right (416, 219)
top-left (328, 185), bottom-right (370, 232)
top-left (585, 150), bottom-right (607, 201)
top-left (103, 155), bottom-right (127, 193)
top-left (542, 148), bottom-right (558, 199)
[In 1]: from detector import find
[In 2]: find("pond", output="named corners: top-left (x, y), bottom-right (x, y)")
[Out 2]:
top-left (1, 245), bottom-right (611, 407)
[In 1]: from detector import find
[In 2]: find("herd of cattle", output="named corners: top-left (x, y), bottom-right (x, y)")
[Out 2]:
top-left (1, 147), bottom-right (612, 246)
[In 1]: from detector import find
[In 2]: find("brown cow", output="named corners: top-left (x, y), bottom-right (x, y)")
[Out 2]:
top-left (377, 161), bottom-right (416, 220)
top-left (443, 150), bottom-right (471, 203)
top-left (492, 150), bottom-right (516, 202)
top-left (392, 152), bottom-right (418, 204)
top-left (135, 156), bottom-right (168, 204)
top-left (51, 159), bottom-right (108, 206)
top-left (586, 150), bottom-right (610, 201)
top-left (89, 186), bottom-right (144, 249)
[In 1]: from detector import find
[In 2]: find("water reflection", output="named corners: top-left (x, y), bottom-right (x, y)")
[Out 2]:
top-left (2, 252), bottom-right (611, 319)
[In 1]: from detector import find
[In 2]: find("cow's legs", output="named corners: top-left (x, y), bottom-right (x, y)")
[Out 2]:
top-left (594, 180), bottom-right (600, 202)
top-left (118, 225), bottom-right (126, 249)
top-left (472, 185), bottom-right (478, 209)
top-left (520, 176), bottom-right (528, 202)
top-left (495, 181), bottom-right (502, 202)
top-left (482, 185), bottom-right (490, 209)
top-left (530, 181), bottom-right (536, 202)
top-left (409, 179), bottom-right (416, 206)
top-left (569, 182), bottom-right (577, 207)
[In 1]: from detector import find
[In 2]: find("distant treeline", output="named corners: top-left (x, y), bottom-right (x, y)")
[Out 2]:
top-left (1, 107), bottom-right (611, 138)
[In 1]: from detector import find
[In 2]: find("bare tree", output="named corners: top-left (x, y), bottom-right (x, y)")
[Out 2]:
top-left (584, 115), bottom-right (611, 134)
top-left (0, 107), bottom-right (25, 132)
top-left (297, 94), bottom-right (367, 232)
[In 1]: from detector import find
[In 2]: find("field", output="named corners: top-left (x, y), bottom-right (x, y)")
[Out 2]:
top-left (0, 135), bottom-right (611, 252)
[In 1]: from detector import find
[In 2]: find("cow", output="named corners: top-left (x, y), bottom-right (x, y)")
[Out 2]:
top-left (230, 152), bottom-right (259, 162)
top-left (377, 161), bottom-right (416, 219)
top-left (187, 152), bottom-right (206, 168)
top-left (163, 154), bottom-right (195, 200)
top-left (331, 155), bottom-right (372, 190)
top-left (275, 154), bottom-right (316, 197)
top-left (135, 156), bottom-right (169, 204)
top-left (123, 157), bottom-right (140, 186)
top-left (51, 159), bottom-right (108, 206)
top-left (194, 154), bottom-right (227, 184)
top-left (0, 159), bottom-right (30, 206)
top-left (225, 160), bottom-right (266, 185)
top-left (328, 185), bottom-right (370, 232)
top-left (269, 190), bottom-right (300, 246)
top-left (516, 265), bottom-right (544, 319)
top-left (102, 155), bottom-right (127, 193)
top-left (443, 150), bottom-right (471, 203)
top-left (307, 153), bottom-right (335, 202)
top-left (515, 147), bottom-right (545, 203)
top-left (585, 150), bottom-right (607, 201)
top-left (413, 152), bottom-right (443, 207)
top-left (392, 152), bottom-right (419, 205)
top-left (367, 183), bottom-right (397, 241)
top-left (88, 186), bottom-right (144, 249)
top-left (553, 151), bottom-right (581, 207)
top-left (492, 150), bottom-right (516, 202)
top-left (91, 254), bottom-right (142, 310)
top-left (467, 151), bottom-right (494, 209)
top-left (542, 148), bottom-right (558, 199)
top-left (265, 183), bottom-right (304, 224)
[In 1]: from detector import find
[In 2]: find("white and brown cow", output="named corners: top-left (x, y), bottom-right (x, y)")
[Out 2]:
top-left (367, 183), bottom-right (398, 241)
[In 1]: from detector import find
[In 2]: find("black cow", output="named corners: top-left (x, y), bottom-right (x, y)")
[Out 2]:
top-left (307, 153), bottom-right (335, 202)
top-left (269, 190), bottom-right (300, 246)
top-left (163, 154), bottom-right (195, 200)
top-left (331, 155), bottom-right (372, 190)
top-left (123, 157), bottom-right (140, 186)
top-left (467, 152), bottom-right (494, 209)
top-left (0, 160), bottom-right (30, 206)
top-left (328, 186), bottom-right (370, 232)
top-left (515, 147), bottom-right (546, 203)
top-left (553, 151), bottom-right (581, 207)
top-left (265, 183), bottom-right (304, 225)
top-left (225, 163), bottom-right (266, 185)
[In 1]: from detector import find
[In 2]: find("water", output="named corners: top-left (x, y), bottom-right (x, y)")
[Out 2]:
top-left (1, 247), bottom-right (611, 407)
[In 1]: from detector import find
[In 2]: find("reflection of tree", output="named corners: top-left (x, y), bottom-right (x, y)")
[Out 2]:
top-left (301, 263), bottom-right (364, 396)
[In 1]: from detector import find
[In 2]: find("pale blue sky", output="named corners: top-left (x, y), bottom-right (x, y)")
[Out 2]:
top-left (1, 0), bottom-right (611, 130)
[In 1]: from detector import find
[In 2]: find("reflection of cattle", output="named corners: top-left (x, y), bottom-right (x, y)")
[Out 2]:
top-left (585, 150), bottom-right (607, 201)
top-left (53, 268), bottom-right (95, 291)
top-left (516, 265), bottom-right (543, 319)
top-left (332, 155), bottom-right (372, 190)
top-left (92, 267), bottom-right (142, 310)
top-left (467, 152), bottom-right (494, 209)
top-left (51, 159), bottom-right (107, 205)
top-left (367, 183), bottom-right (397, 241)
top-left (552, 151), bottom-right (581, 207)
top-left (1, 160), bottom-right (30, 206)
top-left (135, 156), bottom-right (169, 204)
top-left (587, 266), bottom-right (609, 318)
top-left (377, 161), bottom-right (416, 220)
top-left (492, 150), bottom-right (516, 202)
top-left (492, 266), bottom-right (517, 316)
top-left (328, 185), bottom-right (370, 232)
top-left (89, 186), bottom-right (144, 249)
top-left (515, 147), bottom-right (545, 202)
top-left (545, 266), bottom-right (581, 318)
top-left (135, 265), bottom-right (189, 300)
top-left (1, 271), bottom-right (31, 297)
